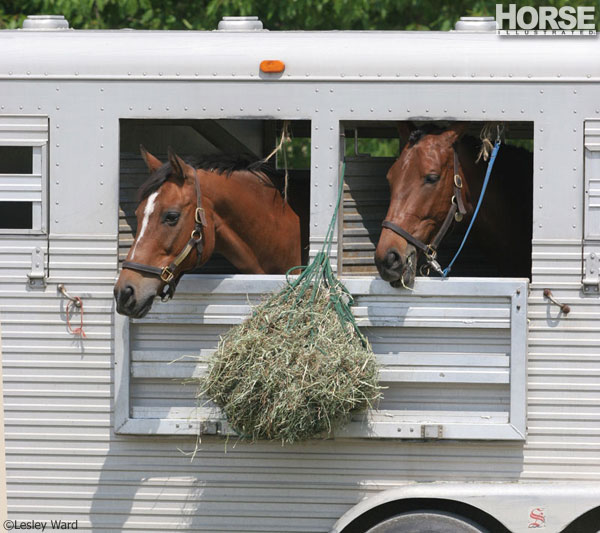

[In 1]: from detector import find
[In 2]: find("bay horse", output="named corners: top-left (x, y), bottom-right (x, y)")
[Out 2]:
top-left (375, 122), bottom-right (532, 287)
top-left (114, 148), bottom-right (307, 318)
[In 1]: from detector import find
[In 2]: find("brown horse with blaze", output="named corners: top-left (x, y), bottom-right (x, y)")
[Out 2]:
top-left (114, 148), bottom-right (306, 318)
top-left (375, 122), bottom-right (532, 287)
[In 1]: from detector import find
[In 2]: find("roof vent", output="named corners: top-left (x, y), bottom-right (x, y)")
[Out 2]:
top-left (454, 16), bottom-right (497, 32)
top-left (218, 16), bottom-right (263, 31)
top-left (22, 15), bottom-right (69, 30)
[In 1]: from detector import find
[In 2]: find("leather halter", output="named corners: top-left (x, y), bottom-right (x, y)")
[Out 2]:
top-left (122, 170), bottom-right (208, 302)
top-left (381, 146), bottom-right (468, 275)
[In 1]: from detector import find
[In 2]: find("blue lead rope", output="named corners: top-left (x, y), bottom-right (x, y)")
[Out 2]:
top-left (441, 140), bottom-right (501, 277)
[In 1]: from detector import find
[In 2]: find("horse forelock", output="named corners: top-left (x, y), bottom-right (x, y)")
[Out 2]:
top-left (407, 124), bottom-right (446, 146)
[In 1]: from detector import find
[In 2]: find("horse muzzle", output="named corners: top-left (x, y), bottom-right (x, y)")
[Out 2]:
top-left (114, 276), bottom-right (160, 318)
top-left (375, 244), bottom-right (417, 288)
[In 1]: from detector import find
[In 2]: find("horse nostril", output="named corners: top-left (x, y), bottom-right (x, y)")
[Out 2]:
top-left (385, 249), bottom-right (402, 270)
top-left (116, 284), bottom-right (135, 307)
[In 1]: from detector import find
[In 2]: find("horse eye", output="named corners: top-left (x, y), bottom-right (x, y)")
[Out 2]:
top-left (424, 173), bottom-right (441, 185)
top-left (163, 211), bottom-right (180, 226)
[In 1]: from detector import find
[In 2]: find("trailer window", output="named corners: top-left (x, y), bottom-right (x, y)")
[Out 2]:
top-left (0, 201), bottom-right (33, 229)
top-left (0, 146), bottom-right (33, 174)
top-left (0, 117), bottom-right (48, 234)
top-left (119, 119), bottom-right (310, 274)
top-left (341, 121), bottom-right (534, 279)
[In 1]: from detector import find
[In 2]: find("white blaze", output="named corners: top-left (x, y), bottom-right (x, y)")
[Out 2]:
top-left (130, 190), bottom-right (159, 260)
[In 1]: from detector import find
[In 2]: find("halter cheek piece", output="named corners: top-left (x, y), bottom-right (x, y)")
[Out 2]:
top-left (121, 170), bottom-right (208, 302)
top-left (381, 146), bottom-right (468, 275)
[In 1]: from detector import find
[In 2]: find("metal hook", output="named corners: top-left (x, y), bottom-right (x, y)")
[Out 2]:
top-left (58, 283), bottom-right (82, 308)
top-left (496, 124), bottom-right (504, 143)
top-left (543, 288), bottom-right (570, 315)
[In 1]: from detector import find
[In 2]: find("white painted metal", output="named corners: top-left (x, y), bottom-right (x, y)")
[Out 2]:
top-left (0, 24), bottom-right (598, 533)
top-left (0, 30), bottom-right (599, 81)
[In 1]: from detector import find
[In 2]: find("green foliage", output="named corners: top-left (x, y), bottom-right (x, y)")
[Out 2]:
top-left (345, 137), bottom-right (400, 158)
top-left (277, 137), bottom-right (311, 170)
top-left (1, 0), bottom-right (597, 30)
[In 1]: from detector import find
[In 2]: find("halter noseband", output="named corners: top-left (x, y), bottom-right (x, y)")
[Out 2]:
top-left (381, 146), bottom-right (468, 275)
top-left (121, 170), bottom-right (208, 302)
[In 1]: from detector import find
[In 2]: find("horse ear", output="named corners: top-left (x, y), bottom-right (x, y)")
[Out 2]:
top-left (167, 147), bottom-right (187, 182)
top-left (445, 122), bottom-right (469, 144)
top-left (140, 145), bottom-right (163, 173)
top-left (168, 148), bottom-right (196, 184)
top-left (397, 121), bottom-right (416, 144)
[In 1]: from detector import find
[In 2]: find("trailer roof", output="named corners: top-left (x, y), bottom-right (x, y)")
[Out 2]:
top-left (1, 29), bottom-right (599, 82)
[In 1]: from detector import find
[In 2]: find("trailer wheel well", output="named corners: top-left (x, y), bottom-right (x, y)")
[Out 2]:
top-left (562, 506), bottom-right (600, 533)
top-left (338, 498), bottom-right (511, 533)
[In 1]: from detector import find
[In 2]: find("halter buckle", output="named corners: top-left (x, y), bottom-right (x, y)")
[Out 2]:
top-left (424, 245), bottom-right (437, 260)
top-left (160, 266), bottom-right (175, 283)
top-left (454, 174), bottom-right (463, 188)
top-left (195, 207), bottom-right (206, 225)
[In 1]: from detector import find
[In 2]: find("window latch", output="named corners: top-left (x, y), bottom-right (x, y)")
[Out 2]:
top-left (583, 251), bottom-right (599, 295)
top-left (27, 247), bottom-right (46, 289)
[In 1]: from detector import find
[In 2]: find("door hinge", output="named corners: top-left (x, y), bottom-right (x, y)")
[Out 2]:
top-left (583, 251), bottom-right (599, 294)
top-left (27, 247), bottom-right (47, 289)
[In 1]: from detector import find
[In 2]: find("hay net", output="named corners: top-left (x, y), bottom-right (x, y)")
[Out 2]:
top-left (200, 163), bottom-right (381, 443)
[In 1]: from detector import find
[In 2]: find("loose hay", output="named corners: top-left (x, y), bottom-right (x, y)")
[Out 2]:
top-left (199, 162), bottom-right (380, 444)
top-left (200, 280), bottom-right (381, 444)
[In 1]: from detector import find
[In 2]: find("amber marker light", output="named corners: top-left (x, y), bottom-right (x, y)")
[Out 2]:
top-left (260, 60), bottom-right (285, 73)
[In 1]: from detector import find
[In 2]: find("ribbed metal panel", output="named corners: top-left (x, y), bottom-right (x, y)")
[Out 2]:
top-left (4, 233), bottom-right (596, 531)
top-left (120, 276), bottom-right (524, 442)
top-left (0, 197), bottom-right (595, 529)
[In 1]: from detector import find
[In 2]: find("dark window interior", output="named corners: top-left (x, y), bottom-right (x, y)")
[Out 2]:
top-left (0, 146), bottom-right (33, 174)
top-left (119, 119), bottom-right (311, 274)
top-left (0, 201), bottom-right (33, 229)
top-left (342, 120), bottom-right (534, 279)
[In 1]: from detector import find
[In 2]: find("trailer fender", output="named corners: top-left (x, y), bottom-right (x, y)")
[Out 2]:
top-left (330, 482), bottom-right (600, 533)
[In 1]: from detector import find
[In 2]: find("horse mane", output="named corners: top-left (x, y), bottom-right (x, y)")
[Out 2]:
top-left (137, 154), bottom-right (284, 201)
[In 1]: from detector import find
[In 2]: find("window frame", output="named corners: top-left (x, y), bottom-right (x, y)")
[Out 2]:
top-left (114, 117), bottom-right (529, 441)
top-left (0, 115), bottom-right (49, 236)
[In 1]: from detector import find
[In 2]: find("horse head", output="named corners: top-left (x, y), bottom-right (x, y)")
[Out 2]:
top-left (375, 122), bottom-right (471, 287)
top-left (114, 147), bottom-right (215, 318)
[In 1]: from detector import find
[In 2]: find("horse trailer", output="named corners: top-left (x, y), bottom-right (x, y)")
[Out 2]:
top-left (1, 13), bottom-right (600, 533)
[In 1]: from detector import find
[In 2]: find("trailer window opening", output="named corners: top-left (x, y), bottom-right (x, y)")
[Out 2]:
top-left (341, 120), bottom-right (534, 280)
top-left (119, 119), bottom-right (311, 275)
top-left (0, 146), bottom-right (33, 175)
top-left (0, 201), bottom-right (33, 229)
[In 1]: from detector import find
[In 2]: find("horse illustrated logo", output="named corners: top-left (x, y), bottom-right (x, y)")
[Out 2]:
top-left (529, 508), bottom-right (546, 528)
